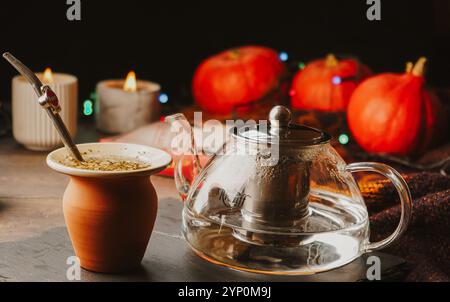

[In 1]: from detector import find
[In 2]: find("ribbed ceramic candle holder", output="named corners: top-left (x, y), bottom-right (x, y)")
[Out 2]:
top-left (12, 74), bottom-right (78, 151)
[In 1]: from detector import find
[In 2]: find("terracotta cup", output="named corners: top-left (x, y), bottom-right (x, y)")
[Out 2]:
top-left (47, 143), bottom-right (172, 273)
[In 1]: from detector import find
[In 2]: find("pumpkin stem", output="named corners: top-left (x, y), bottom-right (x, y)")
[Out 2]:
top-left (325, 54), bottom-right (338, 67)
top-left (228, 49), bottom-right (240, 59)
top-left (405, 62), bottom-right (414, 73)
top-left (411, 57), bottom-right (427, 76)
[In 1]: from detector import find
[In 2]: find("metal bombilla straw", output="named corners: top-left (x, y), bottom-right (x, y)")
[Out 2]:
top-left (3, 52), bottom-right (84, 161)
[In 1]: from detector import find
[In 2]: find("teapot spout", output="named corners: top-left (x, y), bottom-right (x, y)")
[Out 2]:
top-left (165, 113), bottom-right (203, 199)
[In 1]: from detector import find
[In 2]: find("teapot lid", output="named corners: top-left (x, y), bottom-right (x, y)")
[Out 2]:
top-left (234, 105), bottom-right (331, 146)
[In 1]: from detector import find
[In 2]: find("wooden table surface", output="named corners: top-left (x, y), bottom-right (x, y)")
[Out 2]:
top-left (0, 126), bottom-right (408, 282)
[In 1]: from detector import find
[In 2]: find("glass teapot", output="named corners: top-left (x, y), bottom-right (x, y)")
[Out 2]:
top-left (166, 106), bottom-right (412, 275)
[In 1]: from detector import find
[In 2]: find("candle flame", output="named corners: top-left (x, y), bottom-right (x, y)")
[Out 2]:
top-left (43, 67), bottom-right (54, 83)
top-left (123, 71), bottom-right (137, 92)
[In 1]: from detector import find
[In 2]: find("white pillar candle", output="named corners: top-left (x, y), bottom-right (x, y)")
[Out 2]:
top-left (12, 69), bottom-right (78, 151)
top-left (96, 72), bottom-right (161, 134)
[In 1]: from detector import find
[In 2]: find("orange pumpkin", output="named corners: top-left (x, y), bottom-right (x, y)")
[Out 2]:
top-left (347, 57), bottom-right (447, 156)
top-left (290, 54), bottom-right (371, 111)
top-left (193, 46), bottom-right (284, 114)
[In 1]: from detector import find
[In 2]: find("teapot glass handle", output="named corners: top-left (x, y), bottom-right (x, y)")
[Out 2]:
top-left (174, 156), bottom-right (191, 200)
top-left (346, 162), bottom-right (413, 251)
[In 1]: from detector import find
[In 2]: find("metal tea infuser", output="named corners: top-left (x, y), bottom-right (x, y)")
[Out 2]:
top-left (3, 52), bottom-right (84, 161)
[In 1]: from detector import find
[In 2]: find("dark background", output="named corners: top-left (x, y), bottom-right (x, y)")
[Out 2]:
top-left (1, 0), bottom-right (450, 105)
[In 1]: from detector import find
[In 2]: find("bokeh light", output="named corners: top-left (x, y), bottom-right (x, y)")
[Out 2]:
top-left (332, 76), bottom-right (342, 85)
top-left (159, 93), bottom-right (169, 104)
top-left (338, 134), bottom-right (350, 145)
top-left (279, 51), bottom-right (289, 62)
top-left (83, 99), bottom-right (94, 116)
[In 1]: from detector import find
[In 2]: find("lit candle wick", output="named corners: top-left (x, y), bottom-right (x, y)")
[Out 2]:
top-left (123, 71), bottom-right (137, 92)
top-left (43, 67), bottom-right (54, 84)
